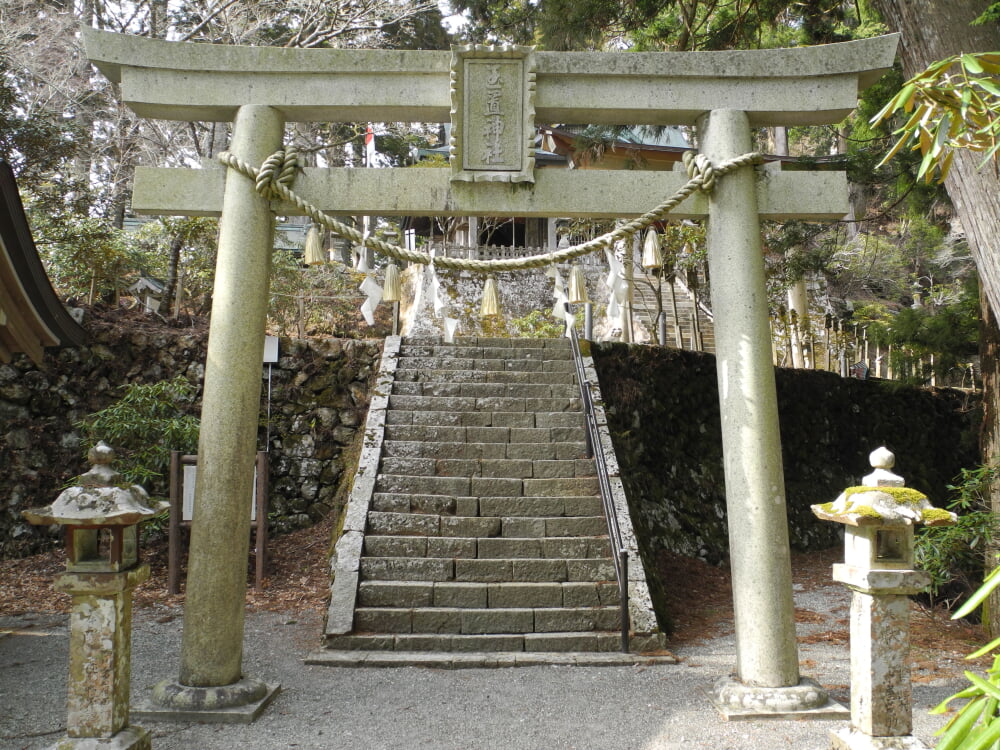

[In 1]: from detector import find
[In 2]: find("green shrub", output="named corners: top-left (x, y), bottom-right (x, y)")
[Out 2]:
top-left (75, 375), bottom-right (201, 492)
top-left (916, 464), bottom-right (999, 609)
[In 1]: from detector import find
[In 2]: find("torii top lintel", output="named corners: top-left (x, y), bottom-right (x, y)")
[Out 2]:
top-left (83, 28), bottom-right (898, 128)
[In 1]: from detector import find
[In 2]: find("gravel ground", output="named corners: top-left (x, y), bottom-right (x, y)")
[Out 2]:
top-left (0, 578), bottom-right (966, 750)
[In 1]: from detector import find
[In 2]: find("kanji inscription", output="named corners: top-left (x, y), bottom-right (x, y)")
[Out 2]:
top-left (450, 45), bottom-right (536, 183)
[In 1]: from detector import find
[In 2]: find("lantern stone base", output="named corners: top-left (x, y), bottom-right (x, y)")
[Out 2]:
top-left (50, 726), bottom-right (151, 750)
top-left (830, 726), bottom-right (929, 749)
top-left (708, 676), bottom-right (848, 720)
top-left (134, 677), bottom-right (280, 724)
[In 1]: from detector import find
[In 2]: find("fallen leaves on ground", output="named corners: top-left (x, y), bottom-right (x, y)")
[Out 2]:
top-left (655, 544), bottom-right (988, 681)
top-left (0, 513), bottom-right (336, 618)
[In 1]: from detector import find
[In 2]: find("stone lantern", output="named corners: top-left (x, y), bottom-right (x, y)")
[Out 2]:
top-left (22, 441), bottom-right (166, 750)
top-left (812, 447), bottom-right (956, 750)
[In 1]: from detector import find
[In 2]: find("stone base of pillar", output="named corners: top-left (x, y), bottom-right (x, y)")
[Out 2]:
top-left (830, 726), bottom-right (929, 749)
top-left (134, 677), bottom-right (280, 724)
top-left (51, 726), bottom-right (151, 750)
top-left (709, 676), bottom-right (848, 720)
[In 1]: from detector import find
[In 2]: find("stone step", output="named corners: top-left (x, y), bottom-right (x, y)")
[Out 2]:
top-left (378, 457), bottom-right (596, 479)
top-left (385, 411), bottom-right (584, 431)
top-left (374, 474), bottom-right (601, 498)
top-left (402, 336), bottom-right (570, 350)
top-left (399, 345), bottom-right (572, 361)
top-left (383, 424), bottom-right (586, 444)
top-left (363, 535), bottom-right (612, 560)
top-left (394, 369), bottom-right (578, 386)
top-left (353, 606), bottom-right (622, 635)
top-left (371, 493), bottom-right (478, 516)
top-left (367, 510), bottom-right (498, 537)
top-left (387, 394), bottom-right (582, 413)
top-left (375, 474), bottom-right (599, 497)
top-left (309, 642), bottom-right (677, 666)
top-left (366, 511), bottom-right (609, 538)
top-left (404, 335), bottom-right (569, 344)
top-left (382, 440), bottom-right (588, 461)
top-left (394, 356), bottom-right (577, 374)
top-left (391, 381), bottom-right (581, 399)
top-left (359, 556), bottom-right (617, 582)
top-left (477, 496), bottom-right (604, 518)
top-left (356, 580), bottom-right (620, 609)
top-left (386, 411), bottom-right (533, 429)
top-left (370, 494), bottom-right (603, 518)
top-left (320, 633), bottom-right (624, 655)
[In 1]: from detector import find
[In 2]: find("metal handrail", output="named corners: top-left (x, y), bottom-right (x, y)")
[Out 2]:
top-left (569, 325), bottom-right (630, 652)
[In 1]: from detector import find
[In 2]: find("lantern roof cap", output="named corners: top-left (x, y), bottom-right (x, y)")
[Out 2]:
top-left (810, 446), bottom-right (956, 528)
top-left (22, 442), bottom-right (166, 527)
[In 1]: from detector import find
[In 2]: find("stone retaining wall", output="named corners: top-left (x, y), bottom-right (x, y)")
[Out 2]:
top-left (591, 343), bottom-right (981, 567)
top-left (0, 309), bottom-right (381, 557)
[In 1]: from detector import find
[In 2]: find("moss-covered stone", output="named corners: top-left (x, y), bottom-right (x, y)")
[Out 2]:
top-left (843, 485), bottom-right (928, 507)
top-left (591, 343), bottom-right (980, 569)
top-left (921, 507), bottom-right (956, 524)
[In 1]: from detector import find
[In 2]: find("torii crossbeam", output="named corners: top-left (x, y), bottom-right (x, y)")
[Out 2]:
top-left (83, 27), bottom-right (897, 722)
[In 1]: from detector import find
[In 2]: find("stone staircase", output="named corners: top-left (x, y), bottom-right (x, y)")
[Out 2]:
top-left (311, 336), bottom-right (670, 668)
top-left (631, 272), bottom-right (715, 352)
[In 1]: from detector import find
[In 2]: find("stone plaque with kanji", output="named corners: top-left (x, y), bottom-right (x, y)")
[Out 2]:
top-left (450, 45), bottom-right (536, 184)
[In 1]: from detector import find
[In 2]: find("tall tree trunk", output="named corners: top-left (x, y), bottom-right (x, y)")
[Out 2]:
top-left (982, 287), bottom-right (1000, 634)
top-left (162, 232), bottom-right (184, 318)
top-left (150, 0), bottom-right (168, 38)
top-left (870, 0), bottom-right (1000, 629)
top-left (870, 1), bottom-right (1000, 312)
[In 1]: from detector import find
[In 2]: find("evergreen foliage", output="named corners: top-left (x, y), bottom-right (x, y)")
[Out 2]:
top-left (76, 376), bottom-right (201, 492)
top-left (916, 464), bottom-right (999, 609)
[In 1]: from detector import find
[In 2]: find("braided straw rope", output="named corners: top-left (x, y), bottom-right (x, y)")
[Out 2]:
top-left (218, 148), bottom-right (763, 274)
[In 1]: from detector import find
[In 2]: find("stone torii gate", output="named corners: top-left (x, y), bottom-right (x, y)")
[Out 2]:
top-left (84, 28), bottom-right (897, 719)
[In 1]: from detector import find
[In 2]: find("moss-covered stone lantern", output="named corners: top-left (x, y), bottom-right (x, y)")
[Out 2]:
top-left (24, 442), bottom-right (165, 573)
top-left (22, 441), bottom-right (166, 750)
top-left (812, 446), bottom-right (956, 750)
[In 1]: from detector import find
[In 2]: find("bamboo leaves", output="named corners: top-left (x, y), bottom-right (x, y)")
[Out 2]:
top-left (928, 562), bottom-right (1000, 748)
top-left (76, 375), bottom-right (200, 491)
top-left (873, 52), bottom-right (1000, 183)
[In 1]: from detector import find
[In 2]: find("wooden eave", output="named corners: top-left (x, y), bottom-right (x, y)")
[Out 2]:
top-left (0, 160), bottom-right (86, 364)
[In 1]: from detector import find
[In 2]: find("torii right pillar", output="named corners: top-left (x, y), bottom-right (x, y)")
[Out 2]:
top-left (701, 109), bottom-right (843, 718)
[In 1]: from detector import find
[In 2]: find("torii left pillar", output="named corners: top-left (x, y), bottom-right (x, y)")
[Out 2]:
top-left (144, 104), bottom-right (282, 721)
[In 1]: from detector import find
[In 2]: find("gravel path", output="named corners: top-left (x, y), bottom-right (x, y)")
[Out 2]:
top-left (0, 578), bottom-right (965, 750)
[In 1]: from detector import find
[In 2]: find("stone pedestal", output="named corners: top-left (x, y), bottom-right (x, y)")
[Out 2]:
top-left (831, 727), bottom-right (929, 750)
top-left (831, 564), bottom-right (930, 749)
top-left (51, 567), bottom-right (151, 750)
top-left (710, 676), bottom-right (847, 721)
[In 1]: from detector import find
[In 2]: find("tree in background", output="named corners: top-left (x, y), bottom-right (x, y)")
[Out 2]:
top-left (0, 0), bottom-right (451, 313)
top-left (868, 1), bottom-right (999, 320)
top-left (76, 375), bottom-right (200, 495)
top-left (451, 0), bottom-right (878, 50)
top-left (864, 0), bottom-right (1000, 634)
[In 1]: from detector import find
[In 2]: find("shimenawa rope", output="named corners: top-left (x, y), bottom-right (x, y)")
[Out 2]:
top-left (217, 148), bottom-right (763, 274)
